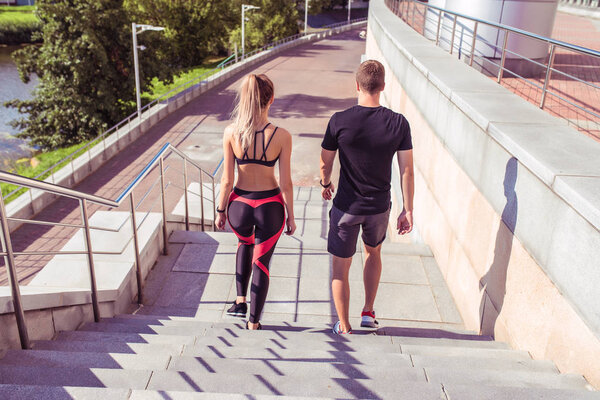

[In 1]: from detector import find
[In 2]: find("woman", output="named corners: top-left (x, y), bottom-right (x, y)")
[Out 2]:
top-left (215, 73), bottom-right (296, 330)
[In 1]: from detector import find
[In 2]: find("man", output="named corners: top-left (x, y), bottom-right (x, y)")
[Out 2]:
top-left (320, 60), bottom-right (414, 334)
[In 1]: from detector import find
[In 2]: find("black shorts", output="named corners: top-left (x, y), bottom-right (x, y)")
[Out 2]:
top-left (327, 205), bottom-right (390, 258)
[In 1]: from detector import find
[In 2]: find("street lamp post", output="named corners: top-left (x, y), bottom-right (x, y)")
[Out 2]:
top-left (132, 23), bottom-right (165, 120)
top-left (242, 4), bottom-right (260, 60)
top-left (348, 0), bottom-right (352, 23)
top-left (305, 0), bottom-right (309, 34)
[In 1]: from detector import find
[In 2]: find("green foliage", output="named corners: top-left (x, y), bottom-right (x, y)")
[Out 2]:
top-left (5, 0), bottom-right (173, 150)
top-left (0, 142), bottom-right (88, 202)
top-left (0, 7), bottom-right (40, 44)
top-left (126, 0), bottom-right (234, 69)
top-left (228, 0), bottom-right (300, 52)
top-left (308, 0), bottom-right (348, 14)
top-left (0, 6), bottom-right (36, 12)
top-left (143, 56), bottom-right (226, 102)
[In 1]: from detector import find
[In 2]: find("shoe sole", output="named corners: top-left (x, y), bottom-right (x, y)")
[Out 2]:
top-left (226, 312), bottom-right (247, 317)
top-left (360, 320), bottom-right (379, 328)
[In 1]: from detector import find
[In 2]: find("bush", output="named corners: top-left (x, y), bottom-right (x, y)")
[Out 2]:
top-left (0, 10), bottom-right (41, 44)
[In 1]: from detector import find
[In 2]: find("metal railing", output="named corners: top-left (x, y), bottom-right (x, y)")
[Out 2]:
top-left (561, 0), bottom-right (600, 7)
top-left (385, 0), bottom-right (600, 134)
top-left (2, 16), bottom-right (369, 205)
top-left (0, 143), bottom-right (220, 350)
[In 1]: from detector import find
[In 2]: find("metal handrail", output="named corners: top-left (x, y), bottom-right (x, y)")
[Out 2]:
top-left (388, 0), bottom-right (600, 129)
top-left (0, 142), bottom-right (219, 350)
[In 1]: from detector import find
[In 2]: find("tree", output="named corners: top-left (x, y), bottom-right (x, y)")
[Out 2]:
top-left (6, 0), bottom-right (172, 150)
top-left (228, 0), bottom-right (299, 53)
top-left (126, 0), bottom-right (234, 69)
top-left (308, 0), bottom-right (348, 14)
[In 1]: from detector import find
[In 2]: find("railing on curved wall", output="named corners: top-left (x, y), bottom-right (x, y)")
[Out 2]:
top-left (385, 0), bottom-right (600, 140)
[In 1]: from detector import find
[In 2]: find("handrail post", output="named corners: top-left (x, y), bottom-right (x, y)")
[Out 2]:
top-left (159, 157), bottom-right (168, 255)
top-left (199, 171), bottom-right (205, 232)
top-left (470, 21), bottom-right (478, 66)
top-left (498, 30), bottom-right (509, 83)
top-left (80, 199), bottom-right (100, 322)
top-left (411, 0), bottom-right (416, 28)
top-left (212, 179), bottom-right (217, 232)
top-left (449, 14), bottom-right (457, 54)
top-left (436, 9), bottom-right (442, 46)
top-left (540, 44), bottom-right (556, 109)
top-left (183, 159), bottom-right (190, 231)
top-left (0, 194), bottom-right (30, 349)
top-left (129, 193), bottom-right (144, 305)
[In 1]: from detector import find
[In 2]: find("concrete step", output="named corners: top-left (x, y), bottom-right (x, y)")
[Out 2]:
top-left (390, 335), bottom-right (509, 349)
top-left (0, 365), bottom-right (151, 389)
top-left (425, 367), bottom-right (590, 390)
top-left (0, 349), bottom-right (170, 370)
top-left (130, 390), bottom-right (334, 400)
top-left (400, 343), bottom-right (525, 359)
top-left (180, 345), bottom-right (408, 366)
top-left (78, 321), bottom-right (209, 336)
top-left (168, 355), bottom-right (414, 377)
top-left (33, 339), bottom-right (184, 355)
top-left (411, 354), bottom-right (558, 374)
top-left (0, 385), bottom-right (130, 400)
top-left (146, 371), bottom-right (442, 399)
top-left (442, 384), bottom-right (600, 400)
top-left (56, 330), bottom-right (196, 345)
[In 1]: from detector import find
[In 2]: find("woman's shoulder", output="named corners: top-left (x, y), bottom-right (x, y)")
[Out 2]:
top-left (223, 124), bottom-right (236, 141)
top-left (273, 125), bottom-right (292, 142)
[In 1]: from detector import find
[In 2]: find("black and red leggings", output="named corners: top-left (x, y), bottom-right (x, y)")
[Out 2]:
top-left (227, 187), bottom-right (285, 323)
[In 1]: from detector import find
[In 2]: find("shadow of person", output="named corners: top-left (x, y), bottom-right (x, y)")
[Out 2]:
top-left (479, 157), bottom-right (518, 337)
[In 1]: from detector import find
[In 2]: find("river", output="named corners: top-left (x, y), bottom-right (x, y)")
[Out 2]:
top-left (0, 45), bottom-right (37, 167)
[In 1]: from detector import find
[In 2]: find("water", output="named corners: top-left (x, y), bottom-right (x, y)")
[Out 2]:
top-left (0, 45), bottom-right (37, 167)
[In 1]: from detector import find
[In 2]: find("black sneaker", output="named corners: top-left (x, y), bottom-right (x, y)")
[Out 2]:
top-left (227, 301), bottom-right (247, 317)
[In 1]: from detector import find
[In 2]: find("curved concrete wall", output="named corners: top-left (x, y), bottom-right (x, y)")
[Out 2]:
top-left (368, 0), bottom-right (600, 387)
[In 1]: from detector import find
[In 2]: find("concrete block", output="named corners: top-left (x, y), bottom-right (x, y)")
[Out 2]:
top-left (154, 272), bottom-right (233, 310)
top-left (412, 353), bottom-right (558, 373)
top-left (443, 384), bottom-right (600, 400)
top-left (56, 329), bottom-right (196, 345)
top-left (553, 175), bottom-right (600, 231)
top-left (52, 304), bottom-right (93, 332)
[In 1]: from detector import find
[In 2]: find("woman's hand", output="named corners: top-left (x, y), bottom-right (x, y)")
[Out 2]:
top-left (285, 217), bottom-right (296, 236)
top-left (216, 212), bottom-right (227, 230)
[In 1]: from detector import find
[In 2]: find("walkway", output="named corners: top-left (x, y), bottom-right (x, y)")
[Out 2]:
top-left (1, 29), bottom-right (365, 286)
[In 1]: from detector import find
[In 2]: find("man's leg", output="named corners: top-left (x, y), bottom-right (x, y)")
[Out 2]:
top-left (363, 242), bottom-right (382, 312)
top-left (332, 255), bottom-right (353, 333)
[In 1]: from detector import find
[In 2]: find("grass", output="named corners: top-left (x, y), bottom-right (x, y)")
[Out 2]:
top-left (0, 7), bottom-right (40, 44)
top-left (1, 142), bottom-right (88, 203)
top-left (144, 56), bottom-right (228, 101)
top-left (0, 6), bottom-right (35, 12)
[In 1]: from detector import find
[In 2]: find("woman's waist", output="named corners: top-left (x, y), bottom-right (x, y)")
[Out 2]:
top-left (232, 186), bottom-right (281, 199)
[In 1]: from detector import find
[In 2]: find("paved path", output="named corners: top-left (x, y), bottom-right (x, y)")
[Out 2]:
top-left (1, 29), bottom-right (364, 285)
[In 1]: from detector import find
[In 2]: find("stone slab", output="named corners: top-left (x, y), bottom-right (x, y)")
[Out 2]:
top-left (553, 175), bottom-right (600, 231)
top-left (130, 391), bottom-right (332, 400)
top-left (0, 349), bottom-right (170, 370)
top-left (32, 340), bottom-right (184, 355)
top-left (0, 286), bottom-right (90, 314)
top-left (0, 365), bottom-right (152, 389)
top-left (411, 354), bottom-right (558, 373)
top-left (154, 272), bottom-right (233, 310)
top-left (0, 385), bottom-right (130, 400)
top-left (443, 384), bottom-right (600, 400)
top-left (56, 330), bottom-right (196, 345)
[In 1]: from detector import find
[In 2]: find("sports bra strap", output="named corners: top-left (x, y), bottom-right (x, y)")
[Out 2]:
top-left (261, 127), bottom-right (278, 161)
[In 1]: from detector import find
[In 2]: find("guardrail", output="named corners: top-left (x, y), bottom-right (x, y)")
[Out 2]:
top-left (561, 0), bottom-right (600, 7)
top-left (386, 0), bottom-right (600, 137)
top-left (3, 16), bottom-right (369, 204)
top-left (0, 143), bottom-right (218, 350)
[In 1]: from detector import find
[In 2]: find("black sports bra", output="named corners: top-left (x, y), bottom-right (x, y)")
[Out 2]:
top-left (234, 123), bottom-right (280, 167)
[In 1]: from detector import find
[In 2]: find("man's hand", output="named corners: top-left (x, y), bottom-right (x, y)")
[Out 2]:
top-left (321, 182), bottom-right (335, 200)
top-left (397, 209), bottom-right (413, 235)
top-left (215, 212), bottom-right (227, 230)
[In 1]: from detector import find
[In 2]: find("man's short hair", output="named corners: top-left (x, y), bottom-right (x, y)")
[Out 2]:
top-left (356, 60), bottom-right (385, 94)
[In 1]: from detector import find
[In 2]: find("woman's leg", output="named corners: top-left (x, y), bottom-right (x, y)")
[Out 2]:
top-left (248, 198), bottom-right (285, 325)
top-left (227, 197), bottom-right (255, 300)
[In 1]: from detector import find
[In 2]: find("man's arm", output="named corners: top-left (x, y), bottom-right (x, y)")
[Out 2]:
top-left (320, 148), bottom-right (336, 200)
top-left (396, 149), bottom-right (414, 234)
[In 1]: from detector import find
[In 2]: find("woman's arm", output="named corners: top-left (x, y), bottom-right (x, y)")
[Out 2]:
top-left (278, 129), bottom-right (295, 235)
top-left (216, 127), bottom-right (235, 230)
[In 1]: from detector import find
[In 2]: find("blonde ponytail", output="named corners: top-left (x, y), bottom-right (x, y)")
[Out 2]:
top-left (231, 74), bottom-right (274, 151)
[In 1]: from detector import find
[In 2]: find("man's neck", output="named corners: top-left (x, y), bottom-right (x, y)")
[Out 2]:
top-left (357, 92), bottom-right (381, 108)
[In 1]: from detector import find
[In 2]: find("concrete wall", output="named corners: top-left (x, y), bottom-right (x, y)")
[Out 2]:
top-left (368, 0), bottom-right (600, 387)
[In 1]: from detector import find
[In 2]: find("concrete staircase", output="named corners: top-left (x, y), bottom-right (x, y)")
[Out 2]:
top-left (0, 187), bottom-right (597, 399)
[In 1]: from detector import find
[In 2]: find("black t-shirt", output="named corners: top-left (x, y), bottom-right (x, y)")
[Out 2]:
top-left (321, 105), bottom-right (412, 215)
